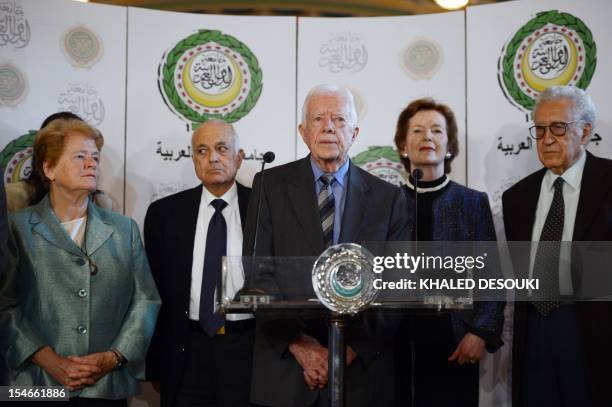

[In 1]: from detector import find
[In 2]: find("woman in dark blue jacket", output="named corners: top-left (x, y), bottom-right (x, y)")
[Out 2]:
top-left (393, 98), bottom-right (505, 407)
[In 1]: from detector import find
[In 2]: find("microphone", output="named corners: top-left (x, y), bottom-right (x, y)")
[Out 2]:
top-left (241, 151), bottom-right (275, 300)
top-left (262, 151), bottom-right (275, 163)
top-left (412, 169), bottom-right (422, 251)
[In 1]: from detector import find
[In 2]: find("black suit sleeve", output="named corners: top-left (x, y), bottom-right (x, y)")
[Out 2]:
top-left (144, 201), bottom-right (164, 381)
top-left (387, 186), bottom-right (411, 241)
top-left (466, 193), bottom-right (505, 352)
top-left (348, 185), bottom-right (408, 365)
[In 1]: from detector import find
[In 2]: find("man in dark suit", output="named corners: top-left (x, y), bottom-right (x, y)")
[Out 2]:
top-left (145, 120), bottom-right (253, 406)
top-left (244, 84), bottom-right (410, 407)
top-left (503, 86), bottom-right (612, 407)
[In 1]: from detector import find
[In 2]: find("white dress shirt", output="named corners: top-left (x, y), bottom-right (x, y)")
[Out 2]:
top-left (529, 150), bottom-right (586, 295)
top-left (189, 183), bottom-right (251, 321)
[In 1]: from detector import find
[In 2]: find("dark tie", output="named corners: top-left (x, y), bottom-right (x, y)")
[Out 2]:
top-left (532, 177), bottom-right (564, 316)
top-left (199, 198), bottom-right (227, 336)
top-left (319, 174), bottom-right (335, 248)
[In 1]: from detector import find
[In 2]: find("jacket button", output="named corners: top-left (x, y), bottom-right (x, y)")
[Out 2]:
top-left (75, 258), bottom-right (86, 266)
top-left (180, 347), bottom-right (185, 352)
top-left (184, 310), bottom-right (188, 315)
top-left (77, 289), bottom-right (87, 298)
top-left (77, 325), bottom-right (88, 335)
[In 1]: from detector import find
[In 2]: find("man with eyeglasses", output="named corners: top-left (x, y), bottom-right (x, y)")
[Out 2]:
top-left (502, 85), bottom-right (612, 407)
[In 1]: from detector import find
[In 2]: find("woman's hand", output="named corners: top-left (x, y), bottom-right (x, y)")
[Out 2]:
top-left (67, 351), bottom-right (117, 383)
top-left (32, 346), bottom-right (100, 390)
top-left (448, 333), bottom-right (486, 365)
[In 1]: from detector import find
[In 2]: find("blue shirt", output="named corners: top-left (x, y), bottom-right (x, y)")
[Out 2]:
top-left (310, 156), bottom-right (350, 245)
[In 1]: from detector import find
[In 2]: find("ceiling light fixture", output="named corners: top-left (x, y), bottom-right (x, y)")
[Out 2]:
top-left (434, 0), bottom-right (469, 10)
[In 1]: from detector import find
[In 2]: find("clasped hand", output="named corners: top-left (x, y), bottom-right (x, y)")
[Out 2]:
top-left (32, 346), bottom-right (117, 390)
top-left (288, 334), bottom-right (357, 390)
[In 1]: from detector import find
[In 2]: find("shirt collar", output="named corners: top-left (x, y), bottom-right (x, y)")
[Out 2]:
top-left (543, 149), bottom-right (586, 193)
top-left (201, 182), bottom-right (238, 208)
top-left (309, 155), bottom-right (350, 187)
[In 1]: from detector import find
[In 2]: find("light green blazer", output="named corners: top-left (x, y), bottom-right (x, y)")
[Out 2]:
top-left (0, 195), bottom-right (161, 399)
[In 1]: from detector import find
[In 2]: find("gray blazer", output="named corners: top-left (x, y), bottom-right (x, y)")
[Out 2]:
top-left (0, 195), bottom-right (161, 399)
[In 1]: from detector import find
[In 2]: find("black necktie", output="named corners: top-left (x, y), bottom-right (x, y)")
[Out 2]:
top-left (319, 174), bottom-right (335, 248)
top-left (199, 198), bottom-right (227, 336)
top-left (532, 177), bottom-right (564, 316)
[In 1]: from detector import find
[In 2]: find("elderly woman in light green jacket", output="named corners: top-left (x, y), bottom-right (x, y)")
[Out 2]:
top-left (0, 119), bottom-right (160, 406)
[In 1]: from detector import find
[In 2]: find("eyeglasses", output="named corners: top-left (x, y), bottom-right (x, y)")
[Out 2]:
top-left (529, 121), bottom-right (582, 140)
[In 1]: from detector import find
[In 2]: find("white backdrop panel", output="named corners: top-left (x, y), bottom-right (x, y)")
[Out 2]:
top-left (125, 8), bottom-right (296, 226)
top-left (0, 0), bottom-right (127, 210)
top-left (297, 13), bottom-right (466, 185)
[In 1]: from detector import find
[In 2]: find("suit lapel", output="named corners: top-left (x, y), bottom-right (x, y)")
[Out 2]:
top-left (288, 158), bottom-right (324, 254)
top-left (339, 163), bottom-right (368, 243)
top-left (179, 185), bottom-right (202, 257)
top-left (520, 169), bottom-right (546, 241)
top-left (172, 185), bottom-right (203, 301)
top-left (31, 196), bottom-right (83, 257)
top-left (237, 182), bottom-right (250, 229)
top-left (84, 202), bottom-right (114, 255)
top-left (573, 152), bottom-right (610, 240)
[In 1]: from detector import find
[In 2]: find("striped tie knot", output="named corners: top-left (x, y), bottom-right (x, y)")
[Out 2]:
top-left (320, 174), bottom-right (335, 189)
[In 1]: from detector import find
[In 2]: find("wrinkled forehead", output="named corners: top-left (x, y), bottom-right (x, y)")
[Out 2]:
top-left (306, 94), bottom-right (352, 117)
top-left (192, 123), bottom-right (235, 146)
top-left (534, 98), bottom-right (576, 122)
top-left (64, 131), bottom-right (100, 151)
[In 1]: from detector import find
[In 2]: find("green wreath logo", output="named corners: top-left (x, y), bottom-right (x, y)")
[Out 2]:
top-left (352, 146), bottom-right (407, 186)
top-left (498, 10), bottom-right (596, 114)
top-left (158, 30), bottom-right (263, 126)
top-left (0, 130), bottom-right (36, 184)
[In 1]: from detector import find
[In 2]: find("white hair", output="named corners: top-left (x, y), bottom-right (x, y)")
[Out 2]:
top-left (535, 86), bottom-right (597, 129)
top-left (301, 84), bottom-right (358, 127)
top-left (194, 119), bottom-right (241, 151)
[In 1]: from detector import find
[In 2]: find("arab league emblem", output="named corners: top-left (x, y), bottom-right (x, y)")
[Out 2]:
top-left (158, 30), bottom-right (263, 126)
top-left (401, 38), bottom-right (443, 80)
top-left (0, 130), bottom-right (36, 184)
top-left (352, 146), bottom-right (408, 187)
top-left (498, 10), bottom-right (596, 114)
top-left (62, 26), bottom-right (103, 68)
top-left (0, 64), bottom-right (27, 106)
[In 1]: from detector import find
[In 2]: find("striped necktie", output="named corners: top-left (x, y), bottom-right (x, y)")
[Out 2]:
top-left (319, 174), bottom-right (335, 248)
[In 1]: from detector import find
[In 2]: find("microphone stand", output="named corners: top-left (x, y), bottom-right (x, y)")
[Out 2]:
top-left (241, 152), bottom-right (275, 306)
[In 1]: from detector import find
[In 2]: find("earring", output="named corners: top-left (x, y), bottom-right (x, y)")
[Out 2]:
top-left (445, 152), bottom-right (452, 159)
top-left (401, 151), bottom-right (409, 158)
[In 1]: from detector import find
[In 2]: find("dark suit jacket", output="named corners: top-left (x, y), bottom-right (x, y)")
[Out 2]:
top-left (0, 169), bottom-right (7, 280)
top-left (243, 156), bottom-right (410, 407)
top-left (402, 181), bottom-right (505, 352)
top-left (502, 151), bottom-right (612, 407)
top-left (144, 182), bottom-right (250, 407)
top-left (0, 169), bottom-right (8, 386)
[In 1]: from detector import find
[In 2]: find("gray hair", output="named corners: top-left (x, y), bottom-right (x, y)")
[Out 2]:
top-left (534, 86), bottom-right (597, 129)
top-left (301, 84), bottom-right (358, 127)
top-left (194, 119), bottom-right (241, 151)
